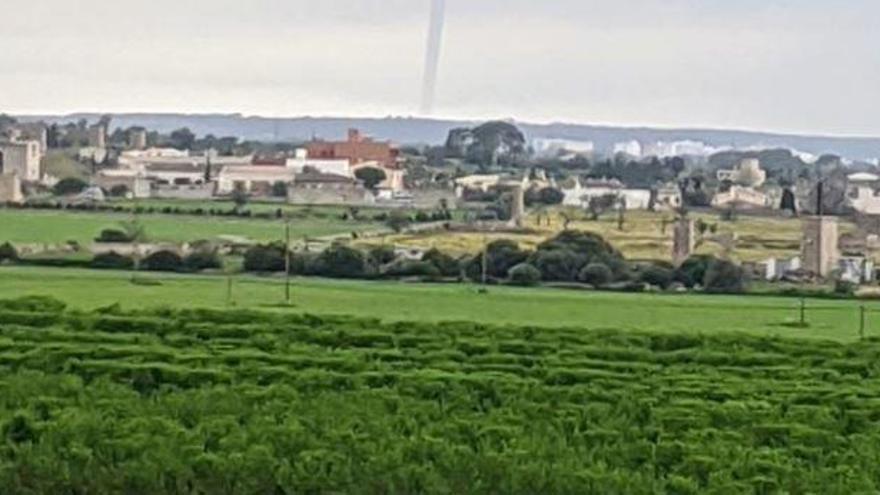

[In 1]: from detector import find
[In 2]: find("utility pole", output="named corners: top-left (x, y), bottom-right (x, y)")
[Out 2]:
top-left (481, 235), bottom-right (489, 286)
top-left (284, 216), bottom-right (292, 305)
top-left (860, 305), bottom-right (867, 340)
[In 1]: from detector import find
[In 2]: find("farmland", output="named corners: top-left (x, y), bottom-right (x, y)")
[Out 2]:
top-left (0, 267), bottom-right (874, 342)
top-left (2, 296), bottom-right (880, 492)
top-left (0, 208), bottom-right (380, 246)
top-left (380, 209), bottom-right (859, 263)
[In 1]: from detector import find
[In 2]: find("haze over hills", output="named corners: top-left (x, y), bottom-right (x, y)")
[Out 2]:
top-left (16, 113), bottom-right (880, 161)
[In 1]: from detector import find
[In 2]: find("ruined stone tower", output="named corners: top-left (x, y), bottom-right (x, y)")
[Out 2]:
top-left (802, 216), bottom-right (839, 278)
top-left (672, 217), bottom-right (695, 265)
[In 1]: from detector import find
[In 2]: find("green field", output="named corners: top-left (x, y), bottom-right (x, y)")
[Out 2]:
top-left (2, 295), bottom-right (880, 492)
top-left (0, 267), bottom-right (873, 342)
top-left (0, 209), bottom-right (379, 246)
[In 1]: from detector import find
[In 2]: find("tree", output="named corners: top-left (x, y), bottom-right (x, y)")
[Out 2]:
top-left (142, 250), bottom-right (184, 272)
top-left (317, 244), bottom-right (369, 279)
top-left (704, 259), bottom-right (748, 294)
top-left (469, 240), bottom-right (530, 280)
top-left (184, 250), bottom-right (222, 272)
top-left (423, 248), bottom-right (460, 277)
top-left (675, 255), bottom-right (715, 288)
top-left (587, 194), bottom-right (618, 220)
top-left (780, 188), bottom-right (797, 215)
top-left (231, 183), bottom-right (249, 213)
top-left (639, 264), bottom-right (675, 289)
top-left (243, 244), bottom-right (285, 272)
top-left (169, 127), bottom-right (196, 150)
top-left (0, 242), bottom-right (18, 262)
top-left (355, 167), bottom-right (387, 191)
top-left (386, 210), bottom-right (411, 233)
top-left (271, 181), bottom-right (288, 198)
top-left (95, 228), bottom-right (132, 243)
top-left (508, 263), bottom-right (542, 286)
top-left (538, 187), bottom-right (565, 206)
top-left (53, 177), bottom-right (88, 196)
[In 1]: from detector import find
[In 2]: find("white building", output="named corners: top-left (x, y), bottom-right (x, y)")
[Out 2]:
top-left (0, 140), bottom-right (41, 181)
top-left (95, 169), bottom-right (152, 198)
top-left (284, 149), bottom-right (352, 177)
top-left (712, 185), bottom-right (770, 209)
top-left (454, 174), bottom-right (502, 197)
top-left (759, 256), bottom-right (802, 281)
top-left (846, 172), bottom-right (880, 215)
top-left (217, 165), bottom-right (296, 195)
top-left (839, 257), bottom-right (875, 284)
top-left (613, 140), bottom-right (643, 158)
top-left (716, 158), bottom-right (767, 188)
top-left (654, 184), bottom-right (683, 211)
top-left (532, 138), bottom-right (595, 157)
top-left (562, 178), bottom-right (651, 209)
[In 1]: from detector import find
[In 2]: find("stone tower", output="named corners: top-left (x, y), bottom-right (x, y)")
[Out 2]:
top-left (802, 216), bottom-right (839, 278)
top-left (508, 184), bottom-right (526, 228)
top-left (672, 217), bottom-right (695, 265)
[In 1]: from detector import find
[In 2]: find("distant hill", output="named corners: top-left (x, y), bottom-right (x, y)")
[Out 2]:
top-left (16, 113), bottom-right (880, 161)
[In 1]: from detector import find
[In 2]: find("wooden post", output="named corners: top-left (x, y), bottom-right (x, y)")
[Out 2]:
top-left (226, 275), bottom-right (233, 307)
top-left (799, 297), bottom-right (806, 327)
top-left (284, 217), bottom-right (291, 305)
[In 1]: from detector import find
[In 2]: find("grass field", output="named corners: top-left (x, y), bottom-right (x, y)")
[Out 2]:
top-left (0, 209), bottom-right (379, 246)
top-left (383, 209), bottom-right (859, 262)
top-left (0, 266), bottom-right (874, 342)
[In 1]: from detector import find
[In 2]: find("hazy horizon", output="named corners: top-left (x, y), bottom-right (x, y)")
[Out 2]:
top-left (3, 0), bottom-right (878, 137)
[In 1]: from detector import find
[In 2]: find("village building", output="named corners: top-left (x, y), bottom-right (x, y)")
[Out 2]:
top-left (95, 169), bottom-right (152, 198)
top-left (216, 165), bottom-right (296, 195)
top-left (711, 186), bottom-right (770, 210)
top-left (845, 172), bottom-right (880, 214)
top-left (454, 174), bottom-right (502, 197)
top-left (716, 158), bottom-right (767, 187)
top-left (561, 178), bottom-right (652, 210)
top-left (284, 149), bottom-right (352, 177)
top-left (288, 170), bottom-right (369, 205)
top-left (654, 184), bottom-right (683, 211)
top-left (306, 129), bottom-right (400, 168)
top-left (759, 256), bottom-right (802, 281)
top-left (0, 140), bottom-right (42, 182)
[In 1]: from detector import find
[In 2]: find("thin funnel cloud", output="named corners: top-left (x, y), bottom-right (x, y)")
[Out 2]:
top-left (420, 0), bottom-right (446, 115)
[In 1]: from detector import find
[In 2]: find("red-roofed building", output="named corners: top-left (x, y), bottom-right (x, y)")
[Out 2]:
top-left (306, 129), bottom-right (400, 169)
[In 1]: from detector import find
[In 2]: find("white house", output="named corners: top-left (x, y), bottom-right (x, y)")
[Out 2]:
top-left (613, 140), bottom-right (643, 157)
top-left (216, 165), bottom-right (296, 195)
top-left (846, 172), bottom-right (880, 215)
top-left (562, 178), bottom-right (651, 209)
top-left (717, 158), bottom-right (767, 188)
top-left (712, 185), bottom-right (770, 209)
top-left (284, 149), bottom-right (352, 177)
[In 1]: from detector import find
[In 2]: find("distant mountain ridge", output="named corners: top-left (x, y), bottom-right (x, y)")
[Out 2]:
top-left (15, 113), bottom-right (880, 161)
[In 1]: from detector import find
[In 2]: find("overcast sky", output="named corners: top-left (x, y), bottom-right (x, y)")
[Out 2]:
top-left (2, 0), bottom-right (878, 136)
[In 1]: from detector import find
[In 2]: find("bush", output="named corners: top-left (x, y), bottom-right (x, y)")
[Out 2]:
top-left (639, 264), bottom-right (675, 289)
top-left (579, 263), bottom-right (613, 287)
top-left (508, 263), bottom-right (542, 287)
top-left (109, 184), bottom-right (130, 197)
top-left (53, 177), bottom-right (88, 196)
top-left (386, 211), bottom-right (411, 233)
top-left (704, 259), bottom-right (749, 294)
top-left (467, 240), bottom-right (530, 281)
top-left (142, 250), bottom-right (184, 272)
top-left (423, 248), bottom-right (461, 277)
top-left (0, 242), bottom-right (18, 262)
top-left (676, 255), bottom-right (715, 288)
top-left (91, 252), bottom-right (134, 270)
top-left (271, 181), bottom-right (288, 198)
top-left (383, 260), bottom-right (441, 279)
top-left (95, 229), bottom-right (132, 243)
top-left (0, 295), bottom-right (66, 313)
top-left (183, 250), bottom-right (222, 272)
top-left (834, 279), bottom-right (857, 297)
top-left (289, 251), bottom-right (324, 276)
top-left (243, 244), bottom-right (286, 273)
top-left (317, 244), bottom-right (369, 279)
top-left (368, 245), bottom-right (397, 267)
